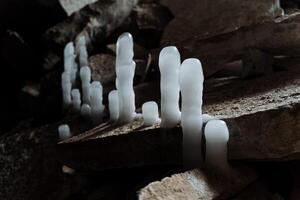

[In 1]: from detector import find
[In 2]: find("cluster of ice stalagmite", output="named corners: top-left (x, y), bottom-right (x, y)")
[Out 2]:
top-left (204, 120), bottom-right (231, 176)
top-left (115, 33), bottom-right (136, 123)
top-left (179, 58), bottom-right (204, 166)
top-left (159, 46), bottom-right (181, 128)
top-left (59, 32), bottom-right (231, 177)
top-left (58, 124), bottom-right (71, 140)
top-left (157, 49), bottom-right (230, 173)
top-left (142, 101), bottom-right (161, 126)
top-left (61, 35), bottom-right (104, 124)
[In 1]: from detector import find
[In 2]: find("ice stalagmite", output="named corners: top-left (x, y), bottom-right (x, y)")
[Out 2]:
top-left (58, 124), bottom-right (71, 140)
top-left (108, 90), bottom-right (119, 122)
top-left (159, 46), bottom-right (181, 128)
top-left (179, 58), bottom-right (204, 167)
top-left (204, 119), bottom-right (231, 176)
top-left (142, 101), bottom-right (160, 126)
top-left (81, 104), bottom-right (91, 120)
top-left (77, 36), bottom-right (89, 67)
top-left (90, 81), bottom-right (104, 124)
top-left (71, 89), bottom-right (81, 112)
top-left (115, 32), bottom-right (136, 123)
top-left (64, 42), bottom-right (77, 85)
top-left (61, 72), bottom-right (72, 108)
top-left (80, 66), bottom-right (91, 104)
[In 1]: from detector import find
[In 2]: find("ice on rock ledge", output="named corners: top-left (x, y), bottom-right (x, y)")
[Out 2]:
top-left (116, 32), bottom-right (136, 123)
top-left (58, 124), bottom-right (71, 140)
top-left (204, 119), bottom-right (231, 176)
top-left (159, 46), bottom-right (181, 128)
top-left (179, 58), bottom-right (204, 166)
top-left (142, 101), bottom-right (161, 126)
top-left (108, 90), bottom-right (119, 122)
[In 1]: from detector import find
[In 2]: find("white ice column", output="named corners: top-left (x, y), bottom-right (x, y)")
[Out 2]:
top-left (179, 58), bottom-right (204, 167)
top-left (159, 46), bottom-right (181, 128)
top-left (115, 32), bottom-right (136, 123)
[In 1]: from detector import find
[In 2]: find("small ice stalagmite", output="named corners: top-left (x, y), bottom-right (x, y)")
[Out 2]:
top-left (71, 89), bottom-right (81, 112)
top-left (179, 58), bottom-right (204, 167)
top-left (108, 90), bottom-right (119, 122)
top-left (159, 46), bottom-right (181, 128)
top-left (142, 101), bottom-right (161, 126)
top-left (61, 72), bottom-right (72, 108)
top-left (115, 32), bottom-right (136, 123)
top-left (90, 81), bottom-right (104, 124)
top-left (204, 119), bottom-right (231, 176)
top-left (80, 66), bottom-right (91, 104)
top-left (64, 42), bottom-right (77, 85)
top-left (81, 104), bottom-right (91, 120)
top-left (58, 124), bottom-right (71, 140)
top-left (77, 36), bottom-right (89, 67)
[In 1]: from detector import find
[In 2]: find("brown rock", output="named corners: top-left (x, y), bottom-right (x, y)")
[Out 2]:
top-left (138, 167), bottom-right (257, 200)
top-left (89, 54), bottom-right (116, 87)
top-left (0, 115), bottom-right (88, 200)
top-left (44, 0), bottom-right (138, 48)
top-left (161, 0), bottom-right (287, 76)
top-left (162, 0), bottom-right (283, 43)
top-left (133, 3), bottom-right (173, 31)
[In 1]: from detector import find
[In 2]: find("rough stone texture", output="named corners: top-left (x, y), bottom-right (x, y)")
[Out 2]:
top-left (227, 103), bottom-right (300, 160)
top-left (45, 0), bottom-right (138, 48)
top-left (162, 0), bottom-right (283, 41)
top-left (160, 0), bottom-right (291, 76)
top-left (90, 54), bottom-right (116, 86)
top-left (138, 167), bottom-right (257, 200)
top-left (0, 121), bottom-right (63, 200)
top-left (59, 0), bottom-right (97, 16)
top-left (0, 115), bottom-right (89, 200)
